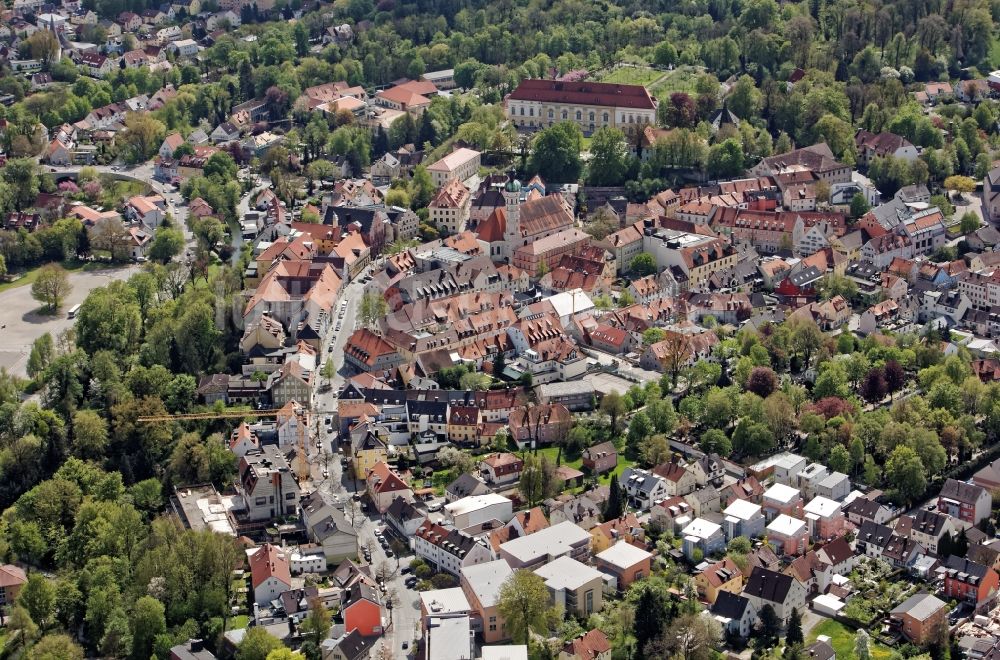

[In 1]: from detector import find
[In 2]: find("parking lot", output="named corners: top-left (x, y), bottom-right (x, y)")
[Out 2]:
top-left (0, 264), bottom-right (138, 376)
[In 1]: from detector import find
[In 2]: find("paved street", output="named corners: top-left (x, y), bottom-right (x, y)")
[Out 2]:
top-left (303, 261), bottom-right (421, 658)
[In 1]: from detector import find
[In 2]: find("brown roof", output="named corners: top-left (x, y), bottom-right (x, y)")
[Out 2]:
top-left (700, 557), bottom-right (743, 587)
top-left (0, 565), bottom-right (26, 589)
top-left (518, 195), bottom-right (574, 238)
top-left (508, 79), bottom-right (656, 110)
top-left (562, 629), bottom-right (612, 659)
top-left (345, 328), bottom-right (398, 368)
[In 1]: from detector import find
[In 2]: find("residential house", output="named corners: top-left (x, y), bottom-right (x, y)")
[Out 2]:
top-left (507, 403), bottom-right (573, 448)
top-left (845, 498), bottom-right (893, 527)
top-left (653, 458), bottom-right (698, 497)
top-left (461, 560), bottom-right (514, 643)
top-left (680, 518), bottom-right (725, 561)
top-left (710, 592), bottom-right (758, 639)
top-left (343, 329), bottom-right (402, 374)
top-left (237, 446), bottom-right (300, 522)
top-left (594, 541), bottom-right (653, 591)
top-left (351, 431), bottom-right (388, 480)
top-left (429, 178), bottom-right (471, 235)
top-left (582, 441), bottom-right (617, 475)
top-left (385, 496), bottom-right (425, 540)
top-left (534, 556), bottom-right (604, 617)
top-left (343, 583), bottom-right (382, 637)
top-left (762, 483), bottom-right (804, 521)
top-left (249, 543), bottom-right (291, 606)
top-left (480, 453), bottom-right (523, 488)
top-left (941, 555), bottom-right (1000, 612)
top-left (590, 513), bottom-right (644, 554)
top-left (650, 496), bottom-right (694, 532)
top-left (498, 521), bottom-right (591, 570)
top-left (0, 565), bottom-right (26, 607)
top-left (365, 462), bottom-right (412, 514)
top-left (893, 509), bottom-right (954, 556)
top-left (767, 515), bottom-right (809, 556)
top-left (890, 593), bottom-right (948, 645)
top-left (854, 130), bottom-right (919, 167)
top-left (300, 490), bottom-right (357, 563)
top-left (695, 558), bottom-right (743, 604)
top-left (856, 521), bottom-right (894, 559)
top-left (445, 473), bottom-right (491, 504)
top-left (620, 467), bottom-right (670, 510)
top-left (742, 567), bottom-right (807, 625)
top-left (723, 476), bottom-right (766, 507)
top-left (722, 499), bottom-right (765, 541)
top-left (559, 629), bottom-right (612, 660)
top-left (802, 496), bottom-right (847, 541)
top-left (414, 519), bottom-right (492, 576)
top-left (938, 479), bottom-right (992, 524)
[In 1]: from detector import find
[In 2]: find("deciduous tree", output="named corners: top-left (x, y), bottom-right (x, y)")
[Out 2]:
top-left (497, 570), bottom-right (560, 645)
top-left (31, 264), bottom-right (71, 312)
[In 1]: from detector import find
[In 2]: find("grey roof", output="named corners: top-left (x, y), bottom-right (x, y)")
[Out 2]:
top-left (788, 266), bottom-right (821, 287)
top-left (322, 629), bottom-right (378, 660)
top-left (446, 473), bottom-right (489, 499)
top-left (857, 520), bottom-right (893, 549)
top-left (744, 567), bottom-right (795, 604)
top-left (940, 478), bottom-right (987, 504)
top-left (711, 590), bottom-right (753, 619)
top-left (805, 641), bottom-right (836, 660)
top-left (890, 592), bottom-right (947, 621)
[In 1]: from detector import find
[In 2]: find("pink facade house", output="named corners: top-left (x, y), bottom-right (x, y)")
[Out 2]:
top-left (766, 515), bottom-right (809, 556)
top-left (762, 483), bottom-right (804, 521)
top-left (803, 496), bottom-right (847, 541)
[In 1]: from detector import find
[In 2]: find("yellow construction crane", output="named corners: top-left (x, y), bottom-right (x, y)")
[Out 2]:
top-left (137, 407), bottom-right (337, 484)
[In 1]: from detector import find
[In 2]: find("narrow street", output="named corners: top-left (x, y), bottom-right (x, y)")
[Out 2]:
top-left (303, 261), bottom-right (421, 658)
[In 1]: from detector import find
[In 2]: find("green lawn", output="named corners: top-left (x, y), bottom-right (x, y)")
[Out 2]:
top-left (536, 446), bottom-right (635, 492)
top-left (227, 614), bottom-right (249, 630)
top-left (537, 446), bottom-right (583, 470)
top-left (807, 619), bottom-right (893, 660)
top-left (600, 66), bottom-right (664, 87)
top-left (650, 66), bottom-right (705, 100)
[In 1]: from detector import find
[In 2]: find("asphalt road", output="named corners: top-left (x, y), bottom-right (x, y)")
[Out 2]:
top-left (306, 261), bottom-right (421, 658)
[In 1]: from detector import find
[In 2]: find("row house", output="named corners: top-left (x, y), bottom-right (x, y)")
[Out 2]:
top-left (893, 509), bottom-right (954, 556)
top-left (940, 555), bottom-right (1000, 612)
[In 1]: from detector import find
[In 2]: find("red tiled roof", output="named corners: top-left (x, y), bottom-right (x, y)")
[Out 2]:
top-left (508, 79), bottom-right (655, 110)
top-left (249, 543), bottom-right (291, 590)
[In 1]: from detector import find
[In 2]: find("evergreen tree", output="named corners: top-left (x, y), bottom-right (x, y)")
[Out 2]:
top-left (373, 125), bottom-right (389, 158)
top-left (758, 604), bottom-right (780, 647)
top-left (602, 474), bottom-right (624, 521)
top-left (633, 584), bottom-right (670, 659)
top-left (786, 607), bottom-right (803, 647)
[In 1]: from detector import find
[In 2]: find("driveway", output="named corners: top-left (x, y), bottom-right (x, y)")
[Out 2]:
top-left (0, 264), bottom-right (139, 376)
